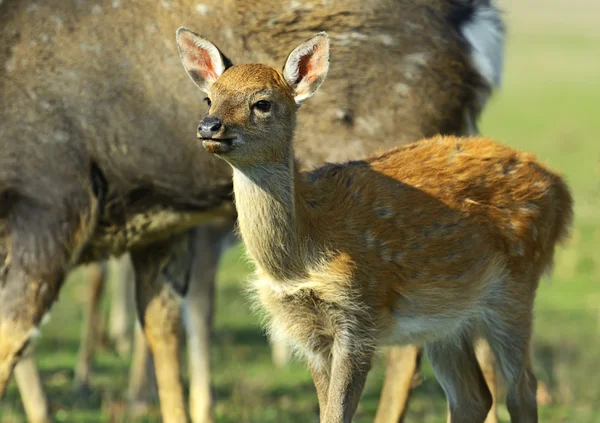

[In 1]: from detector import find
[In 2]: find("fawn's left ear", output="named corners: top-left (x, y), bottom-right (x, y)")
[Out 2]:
top-left (282, 32), bottom-right (330, 104)
top-left (176, 27), bottom-right (232, 93)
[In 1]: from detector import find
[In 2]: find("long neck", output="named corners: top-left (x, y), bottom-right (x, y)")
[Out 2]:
top-left (232, 156), bottom-right (311, 281)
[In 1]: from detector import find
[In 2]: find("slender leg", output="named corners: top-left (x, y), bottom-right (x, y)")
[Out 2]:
top-left (321, 340), bottom-right (373, 423)
top-left (426, 334), bottom-right (492, 423)
top-left (483, 305), bottom-right (538, 423)
top-left (74, 262), bottom-right (107, 390)
top-left (1, 205), bottom-right (84, 397)
top-left (475, 338), bottom-right (499, 423)
top-left (184, 222), bottom-right (232, 423)
top-left (131, 234), bottom-right (194, 423)
top-left (310, 357), bottom-right (332, 416)
top-left (14, 350), bottom-right (53, 423)
top-left (109, 254), bottom-right (134, 357)
top-left (127, 321), bottom-right (157, 415)
top-left (373, 345), bottom-right (421, 423)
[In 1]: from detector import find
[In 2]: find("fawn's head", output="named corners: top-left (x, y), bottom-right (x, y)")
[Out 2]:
top-left (176, 28), bottom-right (330, 166)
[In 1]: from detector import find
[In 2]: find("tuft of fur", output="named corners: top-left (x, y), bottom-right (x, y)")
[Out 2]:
top-left (460, 0), bottom-right (506, 89)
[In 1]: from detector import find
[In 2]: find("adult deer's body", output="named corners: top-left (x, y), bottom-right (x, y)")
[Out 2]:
top-left (1, 0), bottom-right (504, 422)
top-left (176, 30), bottom-right (573, 423)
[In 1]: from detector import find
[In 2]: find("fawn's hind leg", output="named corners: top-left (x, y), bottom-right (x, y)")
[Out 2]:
top-left (483, 305), bottom-right (538, 423)
top-left (426, 333), bottom-right (492, 423)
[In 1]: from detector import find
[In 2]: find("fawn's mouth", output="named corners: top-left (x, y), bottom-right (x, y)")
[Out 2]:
top-left (201, 138), bottom-right (235, 154)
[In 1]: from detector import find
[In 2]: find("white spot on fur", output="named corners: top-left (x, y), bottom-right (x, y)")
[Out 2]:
top-left (54, 130), bottom-right (69, 142)
top-left (80, 42), bottom-right (103, 54)
top-left (161, 0), bottom-right (172, 10)
top-left (223, 27), bottom-right (235, 41)
top-left (91, 4), bottom-right (102, 15)
top-left (26, 3), bottom-right (39, 12)
top-left (335, 108), bottom-right (348, 120)
top-left (112, 0), bottom-right (120, 8)
top-left (381, 248), bottom-right (392, 263)
top-left (365, 230), bottom-right (376, 248)
top-left (394, 82), bottom-right (410, 97)
top-left (401, 52), bottom-right (429, 81)
top-left (289, 0), bottom-right (304, 10)
top-left (332, 31), bottom-right (368, 46)
top-left (356, 116), bottom-right (383, 136)
top-left (195, 4), bottom-right (210, 15)
top-left (52, 15), bottom-right (64, 28)
top-left (460, 3), bottom-right (505, 88)
top-left (5, 48), bottom-right (16, 73)
top-left (378, 34), bottom-right (396, 46)
top-left (404, 52), bottom-right (428, 67)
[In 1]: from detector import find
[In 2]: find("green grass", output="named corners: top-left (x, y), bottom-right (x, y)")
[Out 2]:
top-left (2, 5), bottom-right (600, 423)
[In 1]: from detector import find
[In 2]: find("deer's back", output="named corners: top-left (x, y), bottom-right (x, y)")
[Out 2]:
top-left (304, 136), bottom-right (573, 296)
top-left (1, 0), bottom-right (487, 196)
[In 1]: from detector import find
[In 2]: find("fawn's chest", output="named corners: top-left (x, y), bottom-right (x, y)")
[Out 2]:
top-left (251, 272), bottom-right (351, 361)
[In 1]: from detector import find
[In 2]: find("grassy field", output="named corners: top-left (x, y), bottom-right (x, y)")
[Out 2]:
top-left (2, 1), bottom-right (599, 422)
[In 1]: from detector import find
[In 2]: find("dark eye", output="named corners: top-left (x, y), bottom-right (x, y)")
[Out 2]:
top-left (204, 97), bottom-right (212, 107)
top-left (253, 100), bottom-right (271, 112)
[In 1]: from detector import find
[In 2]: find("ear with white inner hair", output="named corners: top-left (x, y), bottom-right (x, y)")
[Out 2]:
top-left (176, 27), bottom-right (232, 93)
top-left (282, 32), bottom-right (330, 104)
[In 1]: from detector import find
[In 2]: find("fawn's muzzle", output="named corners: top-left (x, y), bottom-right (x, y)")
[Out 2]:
top-left (197, 116), bottom-right (222, 139)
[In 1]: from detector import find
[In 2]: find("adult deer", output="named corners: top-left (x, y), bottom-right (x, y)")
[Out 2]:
top-left (2, 0), bottom-right (505, 422)
top-left (176, 29), bottom-right (573, 423)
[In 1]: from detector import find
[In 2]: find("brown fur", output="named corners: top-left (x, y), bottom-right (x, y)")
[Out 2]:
top-left (177, 32), bottom-right (573, 422)
top-left (1, 0), bottom-right (504, 421)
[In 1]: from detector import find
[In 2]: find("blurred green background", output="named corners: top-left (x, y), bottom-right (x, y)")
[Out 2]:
top-left (2, 0), bottom-right (599, 421)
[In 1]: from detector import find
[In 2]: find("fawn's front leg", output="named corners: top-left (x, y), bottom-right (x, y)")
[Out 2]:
top-left (310, 358), bottom-right (331, 415)
top-left (320, 341), bottom-right (373, 423)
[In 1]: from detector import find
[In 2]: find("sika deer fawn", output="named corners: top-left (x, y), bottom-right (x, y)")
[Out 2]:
top-left (176, 29), bottom-right (573, 423)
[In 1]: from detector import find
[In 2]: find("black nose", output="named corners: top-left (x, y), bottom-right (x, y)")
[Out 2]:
top-left (197, 116), bottom-right (222, 139)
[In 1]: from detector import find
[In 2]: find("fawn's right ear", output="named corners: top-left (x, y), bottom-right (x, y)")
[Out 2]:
top-left (176, 27), bottom-right (231, 93)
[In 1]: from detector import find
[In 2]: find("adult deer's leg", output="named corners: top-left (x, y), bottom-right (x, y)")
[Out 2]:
top-left (74, 261), bottom-right (107, 390)
top-left (109, 254), bottom-right (134, 356)
top-left (14, 349), bottom-right (53, 423)
top-left (131, 233), bottom-right (194, 423)
top-left (475, 338), bottom-right (499, 423)
top-left (373, 345), bottom-right (422, 423)
top-left (426, 333), bottom-right (493, 423)
top-left (1, 199), bottom-right (95, 398)
top-left (127, 321), bottom-right (156, 414)
top-left (184, 220), bottom-right (233, 423)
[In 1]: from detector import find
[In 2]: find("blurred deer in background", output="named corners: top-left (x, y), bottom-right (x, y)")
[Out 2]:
top-left (176, 28), bottom-right (573, 423)
top-left (2, 0), bottom-right (508, 422)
